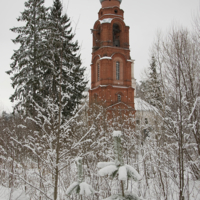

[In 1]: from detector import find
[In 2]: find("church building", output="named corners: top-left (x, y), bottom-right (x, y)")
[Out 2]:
top-left (89, 0), bottom-right (136, 113)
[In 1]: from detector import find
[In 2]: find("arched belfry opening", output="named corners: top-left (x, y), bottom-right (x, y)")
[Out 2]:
top-left (96, 25), bottom-right (101, 45)
top-left (93, 25), bottom-right (101, 52)
top-left (113, 23), bottom-right (121, 47)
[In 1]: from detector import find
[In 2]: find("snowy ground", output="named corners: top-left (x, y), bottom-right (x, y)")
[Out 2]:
top-left (0, 181), bottom-right (200, 200)
top-left (0, 186), bottom-right (29, 200)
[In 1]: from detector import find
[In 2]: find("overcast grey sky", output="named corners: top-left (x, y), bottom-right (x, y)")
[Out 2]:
top-left (0, 0), bottom-right (199, 112)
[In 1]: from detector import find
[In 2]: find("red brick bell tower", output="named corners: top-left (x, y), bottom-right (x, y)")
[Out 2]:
top-left (89, 0), bottom-right (135, 112)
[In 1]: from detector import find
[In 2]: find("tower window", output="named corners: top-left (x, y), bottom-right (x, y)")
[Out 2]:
top-left (117, 94), bottom-right (121, 102)
top-left (97, 63), bottom-right (100, 81)
top-left (116, 61), bottom-right (120, 80)
top-left (114, 9), bottom-right (118, 14)
top-left (113, 24), bottom-right (121, 47)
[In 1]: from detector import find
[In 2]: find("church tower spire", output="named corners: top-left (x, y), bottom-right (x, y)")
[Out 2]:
top-left (89, 0), bottom-right (135, 112)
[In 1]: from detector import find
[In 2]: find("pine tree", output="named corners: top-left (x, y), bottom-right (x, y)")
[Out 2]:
top-left (7, 0), bottom-right (48, 117)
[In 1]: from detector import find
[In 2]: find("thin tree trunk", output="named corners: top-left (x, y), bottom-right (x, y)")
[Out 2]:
top-left (54, 42), bottom-right (63, 200)
top-left (121, 180), bottom-right (125, 197)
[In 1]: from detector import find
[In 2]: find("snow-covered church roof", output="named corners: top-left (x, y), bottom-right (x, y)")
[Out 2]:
top-left (134, 97), bottom-right (158, 113)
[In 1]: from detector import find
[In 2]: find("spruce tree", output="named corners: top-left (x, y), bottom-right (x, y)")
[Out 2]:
top-left (140, 56), bottom-right (163, 109)
top-left (148, 56), bottom-right (163, 108)
top-left (7, 0), bottom-right (48, 117)
top-left (43, 0), bottom-right (87, 119)
top-left (66, 157), bottom-right (95, 198)
top-left (7, 1), bottom-right (87, 199)
top-left (7, 0), bottom-right (87, 119)
top-left (34, 1), bottom-right (87, 199)
top-left (98, 131), bottom-right (142, 200)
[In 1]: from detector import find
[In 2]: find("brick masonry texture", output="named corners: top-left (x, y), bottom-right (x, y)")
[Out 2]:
top-left (89, 0), bottom-right (135, 111)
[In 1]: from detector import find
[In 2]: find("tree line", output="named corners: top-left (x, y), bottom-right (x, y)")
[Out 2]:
top-left (137, 21), bottom-right (200, 200)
